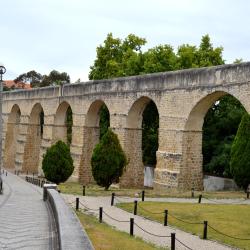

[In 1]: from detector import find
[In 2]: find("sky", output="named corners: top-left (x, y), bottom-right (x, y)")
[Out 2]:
top-left (1, 0), bottom-right (250, 82)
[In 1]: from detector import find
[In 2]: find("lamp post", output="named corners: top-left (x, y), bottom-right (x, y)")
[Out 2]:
top-left (0, 64), bottom-right (6, 177)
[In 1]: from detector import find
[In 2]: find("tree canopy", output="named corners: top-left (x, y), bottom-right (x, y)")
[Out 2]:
top-left (14, 70), bottom-right (70, 88)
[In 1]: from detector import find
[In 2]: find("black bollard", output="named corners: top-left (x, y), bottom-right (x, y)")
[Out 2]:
top-left (164, 209), bottom-right (168, 226)
top-left (83, 185), bottom-right (85, 196)
top-left (203, 221), bottom-right (208, 239)
top-left (198, 194), bottom-right (202, 203)
top-left (134, 200), bottom-right (138, 215)
top-left (76, 197), bottom-right (79, 211)
top-left (6, 172), bottom-right (7, 176)
top-left (130, 218), bottom-right (134, 236)
top-left (171, 233), bottom-right (175, 250)
top-left (99, 207), bottom-right (103, 223)
top-left (142, 190), bottom-right (145, 202)
top-left (111, 193), bottom-right (115, 206)
top-left (247, 192), bottom-right (249, 199)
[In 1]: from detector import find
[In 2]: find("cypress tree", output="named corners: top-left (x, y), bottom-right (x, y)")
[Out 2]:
top-left (230, 114), bottom-right (250, 190)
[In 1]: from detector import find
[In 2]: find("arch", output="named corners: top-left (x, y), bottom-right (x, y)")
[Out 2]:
top-left (4, 104), bottom-right (21, 169)
top-left (53, 101), bottom-right (73, 144)
top-left (181, 91), bottom-right (246, 190)
top-left (121, 96), bottom-right (159, 188)
top-left (79, 100), bottom-right (110, 184)
top-left (23, 103), bottom-right (44, 174)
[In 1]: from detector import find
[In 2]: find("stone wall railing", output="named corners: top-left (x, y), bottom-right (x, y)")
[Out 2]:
top-left (44, 185), bottom-right (94, 250)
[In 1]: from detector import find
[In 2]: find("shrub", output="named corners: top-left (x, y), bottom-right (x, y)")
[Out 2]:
top-left (230, 114), bottom-right (250, 190)
top-left (91, 129), bottom-right (127, 190)
top-left (42, 140), bottom-right (74, 184)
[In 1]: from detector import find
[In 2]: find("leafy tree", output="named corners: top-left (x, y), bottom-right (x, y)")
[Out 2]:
top-left (230, 114), bottom-right (250, 190)
top-left (14, 70), bottom-right (43, 88)
top-left (42, 140), bottom-right (74, 184)
top-left (203, 95), bottom-right (246, 176)
top-left (41, 70), bottom-right (70, 87)
top-left (91, 129), bottom-right (127, 190)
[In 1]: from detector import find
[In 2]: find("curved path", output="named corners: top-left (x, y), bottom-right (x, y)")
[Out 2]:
top-left (63, 195), bottom-right (239, 250)
top-left (0, 171), bottom-right (57, 250)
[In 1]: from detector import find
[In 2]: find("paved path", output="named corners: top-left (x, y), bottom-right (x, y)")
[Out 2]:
top-left (0, 171), bottom-right (56, 250)
top-left (63, 194), bottom-right (239, 250)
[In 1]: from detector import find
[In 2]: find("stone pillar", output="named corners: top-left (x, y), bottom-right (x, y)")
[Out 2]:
top-left (179, 130), bottom-right (203, 190)
top-left (120, 128), bottom-right (144, 188)
top-left (23, 123), bottom-right (42, 174)
top-left (79, 126), bottom-right (99, 184)
top-left (15, 115), bottom-right (29, 172)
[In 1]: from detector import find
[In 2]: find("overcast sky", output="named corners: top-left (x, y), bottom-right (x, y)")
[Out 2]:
top-left (1, 0), bottom-right (250, 82)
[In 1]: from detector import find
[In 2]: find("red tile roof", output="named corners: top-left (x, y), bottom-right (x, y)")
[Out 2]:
top-left (3, 80), bottom-right (31, 90)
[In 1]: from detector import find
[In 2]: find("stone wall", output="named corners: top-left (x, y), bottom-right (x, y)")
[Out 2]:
top-left (3, 62), bottom-right (250, 190)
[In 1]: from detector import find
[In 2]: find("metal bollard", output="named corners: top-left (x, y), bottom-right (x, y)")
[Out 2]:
top-left (6, 172), bottom-right (7, 176)
top-left (198, 194), bottom-right (202, 203)
top-left (203, 221), bottom-right (208, 239)
top-left (171, 233), bottom-right (175, 250)
top-left (111, 193), bottom-right (115, 206)
top-left (76, 197), bottom-right (79, 211)
top-left (83, 185), bottom-right (85, 196)
top-left (247, 192), bottom-right (249, 199)
top-left (99, 207), bottom-right (103, 223)
top-left (130, 218), bottom-right (134, 236)
top-left (164, 209), bottom-right (168, 226)
top-left (142, 190), bottom-right (145, 202)
top-left (134, 200), bottom-right (138, 215)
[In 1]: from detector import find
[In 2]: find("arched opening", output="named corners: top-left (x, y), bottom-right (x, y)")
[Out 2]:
top-left (123, 97), bottom-right (159, 188)
top-left (182, 91), bottom-right (246, 190)
top-left (79, 100), bottom-right (110, 184)
top-left (23, 103), bottom-right (44, 174)
top-left (4, 105), bottom-right (21, 170)
top-left (53, 102), bottom-right (73, 145)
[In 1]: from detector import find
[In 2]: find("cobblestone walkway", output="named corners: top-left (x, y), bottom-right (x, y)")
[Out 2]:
top-left (0, 171), bottom-right (56, 250)
top-left (63, 194), bottom-right (237, 250)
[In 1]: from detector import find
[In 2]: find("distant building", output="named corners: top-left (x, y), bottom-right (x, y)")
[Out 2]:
top-left (3, 80), bottom-right (31, 90)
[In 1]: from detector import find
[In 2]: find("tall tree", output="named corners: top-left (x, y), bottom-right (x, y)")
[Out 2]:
top-left (41, 70), bottom-right (70, 87)
top-left (14, 70), bottom-right (43, 88)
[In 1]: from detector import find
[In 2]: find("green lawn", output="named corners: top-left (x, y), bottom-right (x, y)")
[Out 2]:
top-left (77, 211), bottom-right (167, 250)
top-left (117, 202), bottom-right (250, 250)
top-left (59, 182), bottom-right (246, 199)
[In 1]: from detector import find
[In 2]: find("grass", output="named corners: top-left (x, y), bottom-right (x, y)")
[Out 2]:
top-left (77, 211), bottom-right (167, 250)
top-left (117, 202), bottom-right (250, 250)
top-left (59, 182), bottom-right (247, 199)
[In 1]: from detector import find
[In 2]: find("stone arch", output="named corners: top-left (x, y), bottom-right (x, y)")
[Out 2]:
top-left (121, 96), bottom-right (159, 188)
top-left (3, 104), bottom-right (21, 169)
top-left (79, 100), bottom-right (110, 184)
top-left (53, 101), bottom-right (73, 144)
top-left (23, 103), bottom-right (44, 174)
top-left (181, 91), bottom-right (245, 190)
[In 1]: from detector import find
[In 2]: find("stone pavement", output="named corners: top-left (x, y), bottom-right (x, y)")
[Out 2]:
top-left (0, 171), bottom-right (57, 250)
top-left (63, 194), bottom-right (239, 250)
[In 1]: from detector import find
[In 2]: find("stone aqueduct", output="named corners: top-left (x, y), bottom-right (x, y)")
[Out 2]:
top-left (3, 63), bottom-right (250, 190)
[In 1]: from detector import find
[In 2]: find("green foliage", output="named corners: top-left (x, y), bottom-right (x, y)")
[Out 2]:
top-left (230, 114), bottom-right (250, 189)
top-left (203, 95), bottom-right (246, 177)
top-left (42, 140), bottom-right (74, 184)
top-left (14, 70), bottom-right (70, 88)
top-left (142, 101), bottom-right (159, 166)
top-left (91, 129), bottom-right (127, 190)
top-left (99, 104), bottom-right (110, 140)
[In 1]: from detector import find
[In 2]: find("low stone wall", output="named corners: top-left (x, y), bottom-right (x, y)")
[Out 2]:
top-left (45, 187), bottom-right (94, 250)
top-left (203, 175), bottom-right (239, 191)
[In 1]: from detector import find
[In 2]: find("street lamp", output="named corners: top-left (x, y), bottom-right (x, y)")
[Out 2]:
top-left (0, 64), bottom-right (6, 182)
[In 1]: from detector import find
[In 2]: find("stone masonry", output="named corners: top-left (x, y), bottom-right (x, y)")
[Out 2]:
top-left (3, 63), bottom-right (250, 190)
